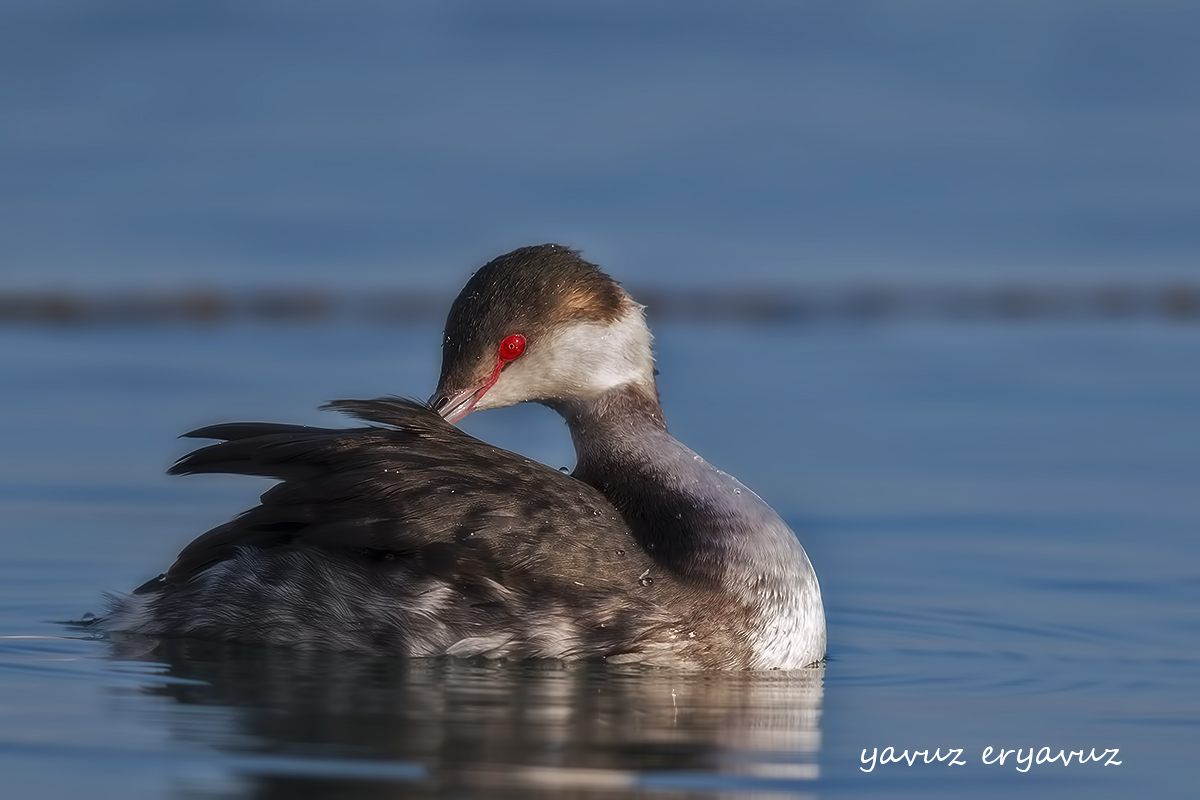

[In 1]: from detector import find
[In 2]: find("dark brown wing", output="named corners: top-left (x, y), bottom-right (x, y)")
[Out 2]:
top-left (149, 398), bottom-right (642, 593)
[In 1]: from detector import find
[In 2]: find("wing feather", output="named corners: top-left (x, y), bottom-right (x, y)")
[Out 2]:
top-left (156, 399), bottom-right (643, 594)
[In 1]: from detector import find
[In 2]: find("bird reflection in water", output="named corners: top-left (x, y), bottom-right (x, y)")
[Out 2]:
top-left (109, 638), bottom-right (825, 799)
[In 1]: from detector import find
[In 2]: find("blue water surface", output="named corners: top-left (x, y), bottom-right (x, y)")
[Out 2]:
top-left (1, 319), bottom-right (1197, 798)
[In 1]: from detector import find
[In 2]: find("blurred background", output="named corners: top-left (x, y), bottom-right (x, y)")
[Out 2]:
top-left (2, 2), bottom-right (1198, 799)
top-left (4, 0), bottom-right (1197, 295)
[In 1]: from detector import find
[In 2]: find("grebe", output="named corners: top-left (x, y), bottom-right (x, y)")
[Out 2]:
top-left (106, 245), bottom-right (825, 669)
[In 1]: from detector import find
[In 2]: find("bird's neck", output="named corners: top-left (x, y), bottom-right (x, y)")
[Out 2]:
top-left (556, 383), bottom-right (667, 470)
top-left (558, 383), bottom-right (745, 586)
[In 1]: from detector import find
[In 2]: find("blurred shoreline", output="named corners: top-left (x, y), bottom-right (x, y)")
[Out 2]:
top-left (3, 283), bottom-right (1199, 326)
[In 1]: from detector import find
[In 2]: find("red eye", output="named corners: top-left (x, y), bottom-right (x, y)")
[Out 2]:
top-left (499, 333), bottom-right (526, 361)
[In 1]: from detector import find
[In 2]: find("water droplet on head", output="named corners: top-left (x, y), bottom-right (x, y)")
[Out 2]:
top-left (733, 488), bottom-right (742, 495)
top-left (559, 466), bottom-right (569, 473)
top-left (639, 575), bottom-right (654, 587)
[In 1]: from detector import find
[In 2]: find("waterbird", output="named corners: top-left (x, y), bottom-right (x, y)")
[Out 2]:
top-left (106, 244), bottom-right (825, 669)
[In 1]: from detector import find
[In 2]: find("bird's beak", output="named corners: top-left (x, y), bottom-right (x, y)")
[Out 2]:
top-left (429, 384), bottom-right (489, 424)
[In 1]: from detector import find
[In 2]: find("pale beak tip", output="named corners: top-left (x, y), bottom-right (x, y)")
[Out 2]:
top-left (429, 387), bottom-right (478, 424)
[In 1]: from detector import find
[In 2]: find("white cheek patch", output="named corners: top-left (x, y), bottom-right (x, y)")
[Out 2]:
top-left (483, 305), bottom-right (656, 408)
top-left (550, 308), bottom-right (656, 394)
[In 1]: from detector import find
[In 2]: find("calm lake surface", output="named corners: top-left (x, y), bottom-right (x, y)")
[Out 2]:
top-left (1, 318), bottom-right (1196, 798)
top-left (4, 1), bottom-right (1198, 797)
